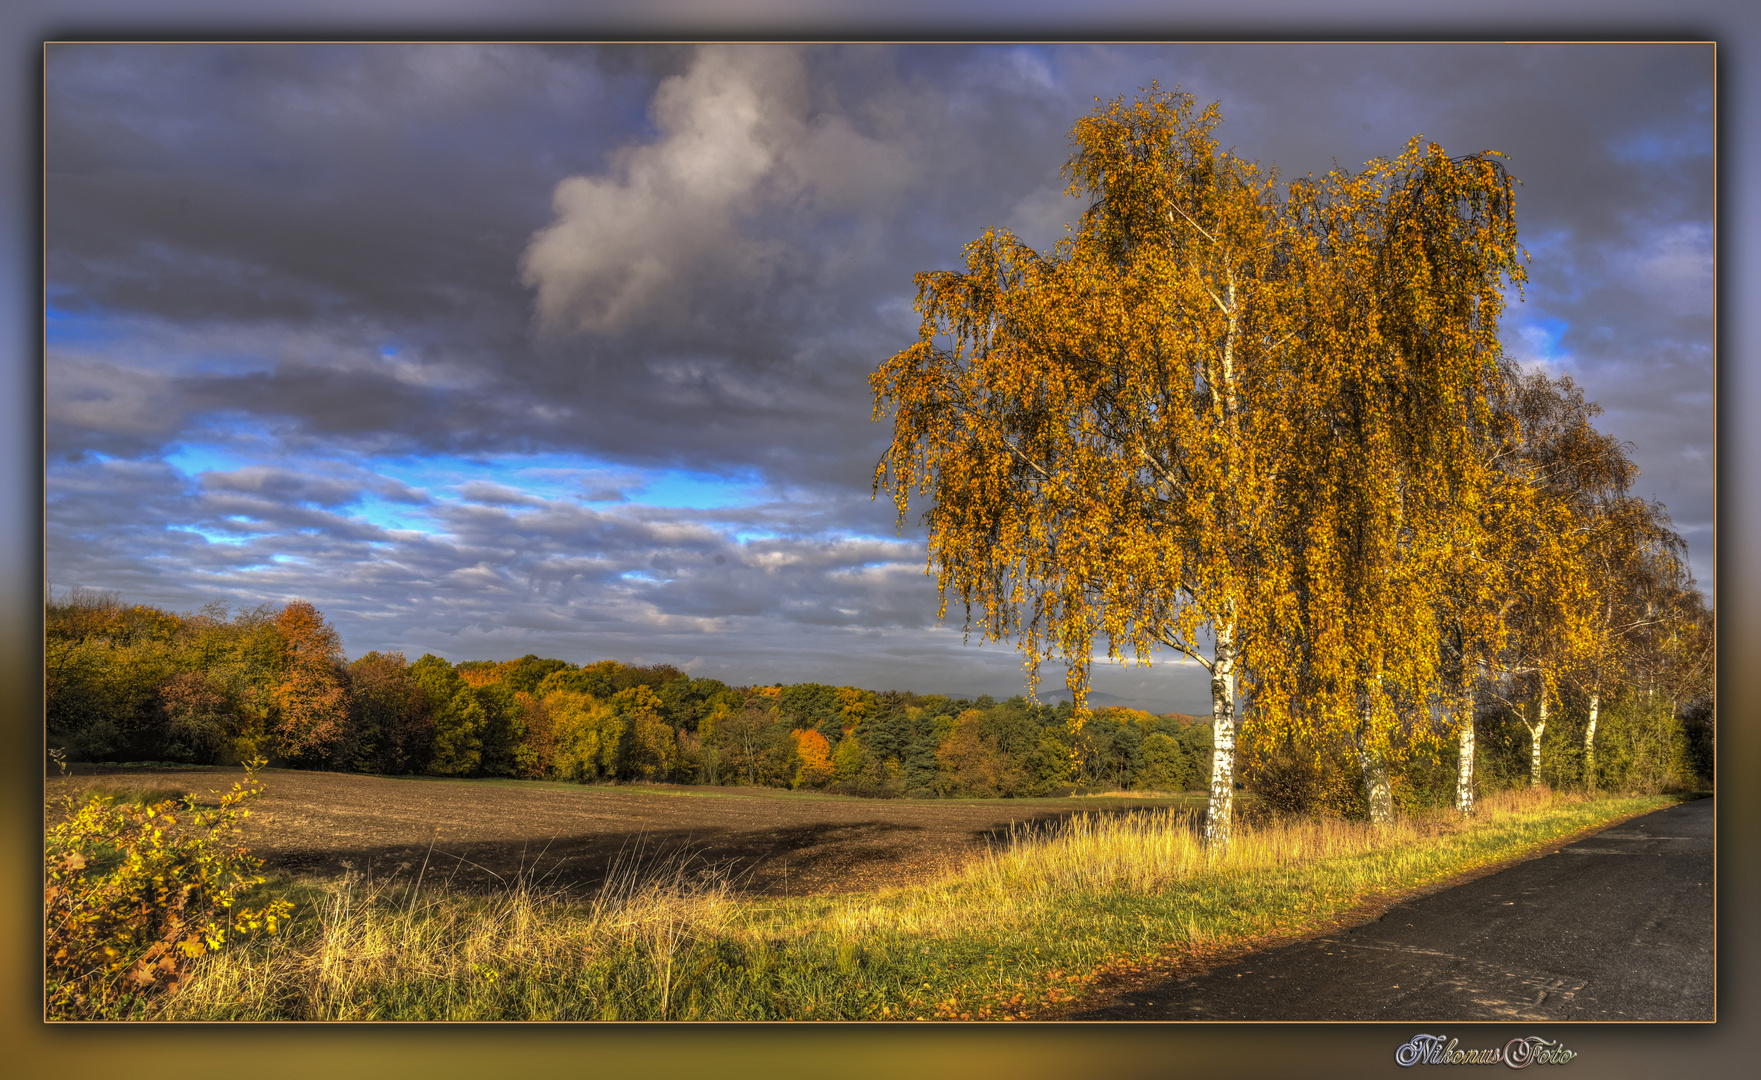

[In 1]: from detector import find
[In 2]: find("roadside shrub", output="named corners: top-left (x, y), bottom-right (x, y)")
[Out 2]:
top-left (1243, 733), bottom-right (1366, 820)
top-left (1246, 751), bottom-right (1322, 819)
top-left (45, 755), bottom-right (293, 1019)
top-left (1597, 697), bottom-right (1697, 794)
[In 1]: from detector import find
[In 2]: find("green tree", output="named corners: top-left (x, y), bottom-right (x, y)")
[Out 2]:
top-left (410, 655), bottom-right (483, 776)
top-left (713, 696), bottom-right (794, 787)
top-left (345, 651), bottom-right (433, 775)
top-left (546, 689), bottom-right (623, 781)
top-left (831, 730), bottom-right (868, 783)
top-left (615, 684), bottom-right (677, 780)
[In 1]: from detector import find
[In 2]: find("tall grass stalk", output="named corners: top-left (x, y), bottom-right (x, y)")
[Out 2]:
top-left (156, 845), bottom-right (733, 1021)
top-left (157, 786), bottom-right (1683, 1021)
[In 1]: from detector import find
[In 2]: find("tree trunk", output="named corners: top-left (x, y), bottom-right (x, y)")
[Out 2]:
top-left (1200, 272), bottom-right (1243, 849)
top-left (1526, 695), bottom-right (1548, 787)
top-left (1361, 745), bottom-right (1394, 825)
top-left (1455, 686), bottom-right (1476, 816)
top-left (1583, 687), bottom-right (1600, 790)
top-left (1358, 674), bottom-right (1394, 825)
top-left (1204, 620), bottom-right (1237, 847)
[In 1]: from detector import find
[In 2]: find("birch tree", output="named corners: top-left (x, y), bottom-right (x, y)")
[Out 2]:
top-left (1256, 140), bottom-right (1530, 823)
top-left (1575, 495), bottom-right (1687, 787)
top-left (876, 91), bottom-right (1542, 835)
top-left (873, 89), bottom-right (1300, 845)
top-left (1489, 371), bottom-right (1631, 787)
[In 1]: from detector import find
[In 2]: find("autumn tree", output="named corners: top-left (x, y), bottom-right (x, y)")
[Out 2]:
top-left (876, 88), bottom-right (1541, 837)
top-left (615, 685), bottom-right (677, 780)
top-left (1245, 131), bottom-right (1541, 824)
top-left (1459, 373), bottom-right (1616, 789)
top-left (46, 591), bottom-right (186, 761)
top-left (264, 601), bottom-right (350, 764)
top-left (874, 88), bottom-right (1307, 844)
top-left (157, 670), bottom-right (243, 763)
top-left (546, 689), bottom-right (623, 781)
top-left (790, 728), bottom-right (835, 788)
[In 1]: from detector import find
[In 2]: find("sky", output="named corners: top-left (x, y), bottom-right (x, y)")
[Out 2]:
top-left (42, 42), bottom-right (1714, 713)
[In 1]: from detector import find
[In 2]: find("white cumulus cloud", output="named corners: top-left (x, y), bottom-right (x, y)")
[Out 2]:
top-left (519, 44), bottom-right (914, 337)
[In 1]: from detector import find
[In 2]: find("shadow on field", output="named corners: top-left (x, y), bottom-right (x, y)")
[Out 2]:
top-left (257, 819), bottom-right (960, 898)
top-left (262, 807), bottom-right (1206, 898)
top-left (46, 766), bottom-right (1210, 899)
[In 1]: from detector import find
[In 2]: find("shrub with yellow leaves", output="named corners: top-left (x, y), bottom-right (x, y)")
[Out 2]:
top-left (45, 756), bottom-right (293, 1019)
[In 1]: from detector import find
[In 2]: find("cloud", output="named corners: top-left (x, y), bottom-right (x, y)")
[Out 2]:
top-left (1617, 221), bottom-right (1713, 320)
top-left (519, 45), bottom-right (923, 337)
top-left (457, 480), bottom-right (551, 507)
top-left (520, 47), bottom-right (787, 335)
top-left (45, 43), bottom-right (1716, 690)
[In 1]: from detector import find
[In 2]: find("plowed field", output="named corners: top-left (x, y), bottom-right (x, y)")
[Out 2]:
top-left (48, 767), bottom-right (1201, 898)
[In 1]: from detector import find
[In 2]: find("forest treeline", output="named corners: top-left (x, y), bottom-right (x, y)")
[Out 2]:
top-left (42, 593), bottom-right (1212, 798)
top-left (46, 591), bottom-right (1707, 806)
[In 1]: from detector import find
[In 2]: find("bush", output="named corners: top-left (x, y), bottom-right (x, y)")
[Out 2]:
top-left (45, 755), bottom-right (293, 1019)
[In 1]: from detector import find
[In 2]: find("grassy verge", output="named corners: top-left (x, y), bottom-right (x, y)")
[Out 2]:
top-left (151, 787), bottom-right (1684, 1021)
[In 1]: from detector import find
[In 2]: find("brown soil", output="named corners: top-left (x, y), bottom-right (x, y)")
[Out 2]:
top-left (46, 767), bottom-right (1200, 899)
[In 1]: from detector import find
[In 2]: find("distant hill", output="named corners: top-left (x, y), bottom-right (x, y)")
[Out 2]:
top-left (1036, 687), bottom-right (1206, 723)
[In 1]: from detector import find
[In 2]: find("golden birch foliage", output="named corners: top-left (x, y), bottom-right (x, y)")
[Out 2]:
top-left (1254, 138), bottom-right (1535, 770)
top-left (1470, 374), bottom-right (1614, 722)
top-left (871, 88), bottom-right (1297, 730)
top-left (875, 88), bottom-right (1552, 789)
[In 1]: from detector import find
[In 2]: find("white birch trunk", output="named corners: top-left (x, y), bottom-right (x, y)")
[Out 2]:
top-left (1362, 747), bottom-right (1394, 825)
top-left (1527, 695), bottom-right (1548, 787)
top-left (1583, 688), bottom-right (1600, 790)
top-left (1455, 689), bottom-right (1476, 816)
top-left (1202, 273), bottom-right (1241, 849)
top-left (1358, 674), bottom-right (1394, 825)
top-left (1204, 621), bottom-right (1237, 847)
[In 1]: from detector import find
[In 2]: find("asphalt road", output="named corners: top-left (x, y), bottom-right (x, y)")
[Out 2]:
top-left (1070, 796), bottom-right (1714, 1021)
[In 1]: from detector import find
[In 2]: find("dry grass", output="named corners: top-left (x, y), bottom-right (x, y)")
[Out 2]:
top-left (152, 785), bottom-right (1680, 1021)
top-left (157, 844), bottom-right (735, 1020)
top-left (789, 785), bottom-right (1582, 943)
top-left (52, 778), bottom-right (199, 811)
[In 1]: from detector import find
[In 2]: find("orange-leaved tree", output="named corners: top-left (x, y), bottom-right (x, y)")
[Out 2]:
top-left (267, 601), bottom-right (349, 764)
top-left (874, 89), bottom-right (1543, 838)
top-left (790, 728), bottom-right (834, 788)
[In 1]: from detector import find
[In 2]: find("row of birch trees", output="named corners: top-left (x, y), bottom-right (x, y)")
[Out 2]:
top-left (872, 87), bottom-right (1711, 843)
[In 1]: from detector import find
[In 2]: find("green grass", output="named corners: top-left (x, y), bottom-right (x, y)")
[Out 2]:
top-left (151, 786), bottom-right (1686, 1021)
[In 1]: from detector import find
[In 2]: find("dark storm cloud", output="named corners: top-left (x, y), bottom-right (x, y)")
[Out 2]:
top-left (45, 43), bottom-right (1106, 481)
top-left (45, 42), bottom-right (1714, 692)
top-left (54, 42), bottom-right (1706, 500)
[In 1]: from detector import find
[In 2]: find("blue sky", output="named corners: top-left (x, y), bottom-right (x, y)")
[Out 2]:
top-left (42, 42), bottom-right (1715, 712)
